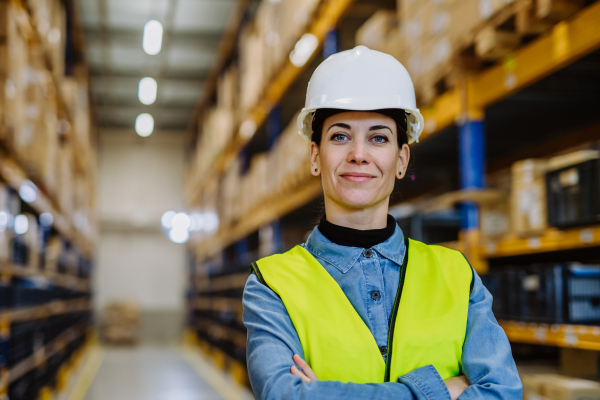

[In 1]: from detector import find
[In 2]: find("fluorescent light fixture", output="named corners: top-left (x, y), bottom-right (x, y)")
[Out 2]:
top-left (14, 214), bottom-right (28, 235)
top-left (138, 77), bottom-right (157, 105)
top-left (19, 181), bottom-right (37, 203)
top-left (240, 120), bottom-right (256, 139)
top-left (188, 212), bottom-right (204, 232)
top-left (143, 20), bottom-right (163, 55)
top-left (289, 33), bottom-right (318, 67)
top-left (39, 213), bottom-right (53, 227)
top-left (169, 228), bottom-right (189, 244)
top-left (171, 213), bottom-right (190, 231)
top-left (161, 211), bottom-right (176, 229)
top-left (135, 113), bottom-right (154, 137)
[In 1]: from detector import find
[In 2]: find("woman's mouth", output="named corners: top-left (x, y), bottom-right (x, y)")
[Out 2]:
top-left (340, 173), bottom-right (375, 183)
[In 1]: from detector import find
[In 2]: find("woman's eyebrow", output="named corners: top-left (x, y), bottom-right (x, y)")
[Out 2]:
top-left (369, 125), bottom-right (392, 133)
top-left (327, 122), bottom-right (351, 131)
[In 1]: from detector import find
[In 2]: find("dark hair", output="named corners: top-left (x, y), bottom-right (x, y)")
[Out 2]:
top-left (310, 108), bottom-right (409, 147)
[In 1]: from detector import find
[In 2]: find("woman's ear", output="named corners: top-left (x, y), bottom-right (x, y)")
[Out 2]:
top-left (310, 141), bottom-right (320, 176)
top-left (396, 143), bottom-right (410, 179)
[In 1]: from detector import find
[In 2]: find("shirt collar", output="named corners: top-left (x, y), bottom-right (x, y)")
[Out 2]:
top-left (304, 222), bottom-right (406, 274)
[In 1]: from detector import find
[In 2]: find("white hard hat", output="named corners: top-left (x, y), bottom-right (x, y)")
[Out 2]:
top-left (297, 45), bottom-right (424, 144)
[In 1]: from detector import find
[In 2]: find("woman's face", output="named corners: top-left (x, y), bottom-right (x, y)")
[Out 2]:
top-left (310, 111), bottom-right (410, 211)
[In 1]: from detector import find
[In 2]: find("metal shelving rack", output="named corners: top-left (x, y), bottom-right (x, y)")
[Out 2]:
top-left (185, 0), bottom-right (600, 381)
top-left (0, 0), bottom-right (97, 398)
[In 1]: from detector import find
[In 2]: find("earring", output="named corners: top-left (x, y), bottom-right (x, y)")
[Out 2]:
top-left (315, 168), bottom-right (318, 172)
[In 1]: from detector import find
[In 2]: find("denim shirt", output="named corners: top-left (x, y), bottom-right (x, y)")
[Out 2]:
top-left (242, 224), bottom-right (523, 399)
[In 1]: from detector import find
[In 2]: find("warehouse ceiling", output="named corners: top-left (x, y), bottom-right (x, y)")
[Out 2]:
top-left (77, 0), bottom-right (237, 132)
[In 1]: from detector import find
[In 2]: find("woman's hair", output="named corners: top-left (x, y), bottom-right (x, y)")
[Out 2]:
top-left (310, 108), bottom-right (409, 147)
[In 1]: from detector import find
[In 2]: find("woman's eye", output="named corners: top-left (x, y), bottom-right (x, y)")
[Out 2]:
top-left (372, 135), bottom-right (388, 143)
top-left (331, 133), bottom-right (348, 141)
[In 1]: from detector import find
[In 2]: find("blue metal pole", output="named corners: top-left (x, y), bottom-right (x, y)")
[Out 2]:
top-left (267, 106), bottom-right (281, 150)
top-left (323, 29), bottom-right (338, 59)
top-left (271, 219), bottom-right (283, 254)
top-left (458, 119), bottom-right (485, 230)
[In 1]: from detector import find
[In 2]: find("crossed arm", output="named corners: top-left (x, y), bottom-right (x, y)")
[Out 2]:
top-left (242, 270), bottom-right (522, 400)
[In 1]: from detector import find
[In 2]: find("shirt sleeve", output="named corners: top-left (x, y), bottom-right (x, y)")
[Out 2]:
top-left (459, 268), bottom-right (524, 399)
top-left (243, 272), bottom-right (451, 400)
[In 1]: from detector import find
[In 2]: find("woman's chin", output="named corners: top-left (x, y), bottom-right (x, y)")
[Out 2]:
top-left (335, 192), bottom-right (383, 210)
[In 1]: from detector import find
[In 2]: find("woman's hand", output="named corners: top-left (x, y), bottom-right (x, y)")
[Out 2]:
top-left (290, 354), bottom-right (319, 383)
top-left (444, 375), bottom-right (470, 400)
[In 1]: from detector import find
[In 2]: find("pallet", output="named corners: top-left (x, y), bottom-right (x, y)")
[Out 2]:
top-left (414, 0), bottom-right (587, 105)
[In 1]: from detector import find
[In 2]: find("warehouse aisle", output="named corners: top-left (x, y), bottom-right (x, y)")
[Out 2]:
top-left (82, 346), bottom-right (235, 400)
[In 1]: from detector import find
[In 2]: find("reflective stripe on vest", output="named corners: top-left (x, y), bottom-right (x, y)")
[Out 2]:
top-left (252, 238), bottom-right (472, 383)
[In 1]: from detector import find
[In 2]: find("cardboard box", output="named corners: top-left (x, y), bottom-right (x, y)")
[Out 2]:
top-left (356, 10), bottom-right (399, 52)
top-left (522, 373), bottom-right (547, 400)
top-left (521, 373), bottom-right (600, 400)
top-left (480, 199), bottom-right (511, 239)
top-left (543, 375), bottom-right (600, 400)
top-left (511, 159), bottom-right (549, 237)
top-left (560, 348), bottom-right (600, 379)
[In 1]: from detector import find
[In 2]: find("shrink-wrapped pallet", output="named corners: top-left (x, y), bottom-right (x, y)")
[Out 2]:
top-left (26, 0), bottom-right (66, 79)
top-left (510, 159), bottom-right (548, 237)
top-left (102, 301), bottom-right (141, 345)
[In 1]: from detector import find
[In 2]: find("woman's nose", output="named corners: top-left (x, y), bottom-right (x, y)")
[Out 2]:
top-left (347, 140), bottom-right (369, 164)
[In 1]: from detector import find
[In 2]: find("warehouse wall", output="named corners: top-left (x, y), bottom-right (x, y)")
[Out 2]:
top-left (96, 130), bottom-right (187, 344)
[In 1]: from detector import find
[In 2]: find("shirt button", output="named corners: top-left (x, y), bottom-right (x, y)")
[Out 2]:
top-left (363, 248), bottom-right (373, 258)
top-left (370, 290), bottom-right (381, 301)
top-left (379, 345), bottom-right (387, 355)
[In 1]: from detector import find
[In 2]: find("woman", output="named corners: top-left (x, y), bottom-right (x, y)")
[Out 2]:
top-left (243, 46), bottom-right (522, 400)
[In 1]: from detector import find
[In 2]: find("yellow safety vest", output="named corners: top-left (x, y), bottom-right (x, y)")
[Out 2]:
top-left (251, 238), bottom-right (473, 383)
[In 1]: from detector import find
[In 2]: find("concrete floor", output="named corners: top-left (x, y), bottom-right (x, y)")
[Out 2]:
top-left (83, 346), bottom-right (232, 400)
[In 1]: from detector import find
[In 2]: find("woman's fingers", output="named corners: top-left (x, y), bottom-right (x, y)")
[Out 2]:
top-left (290, 365), bottom-right (310, 383)
top-left (292, 354), bottom-right (319, 381)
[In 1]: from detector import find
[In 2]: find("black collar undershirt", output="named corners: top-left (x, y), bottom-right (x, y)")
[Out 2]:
top-left (318, 214), bottom-right (396, 249)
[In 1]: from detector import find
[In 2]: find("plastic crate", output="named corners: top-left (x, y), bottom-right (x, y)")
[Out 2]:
top-left (546, 158), bottom-right (600, 228)
top-left (565, 265), bottom-right (600, 324)
top-left (484, 264), bottom-right (600, 325)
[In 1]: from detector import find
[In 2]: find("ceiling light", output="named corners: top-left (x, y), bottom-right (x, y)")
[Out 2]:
top-left (168, 228), bottom-right (189, 244)
top-left (161, 211), bottom-right (176, 229)
top-left (171, 213), bottom-right (190, 231)
top-left (138, 77), bottom-right (157, 105)
top-left (143, 20), bottom-right (163, 55)
top-left (19, 181), bottom-right (37, 203)
top-left (14, 214), bottom-right (28, 235)
top-left (188, 212), bottom-right (204, 232)
top-left (290, 33), bottom-right (318, 67)
top-left (135, 113), bottom-right (154, 137)
top-left (39, 213), bottom-right (53, 227)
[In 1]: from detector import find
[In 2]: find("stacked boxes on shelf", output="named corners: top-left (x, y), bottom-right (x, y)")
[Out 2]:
top-left (0, 0), bottom-right (95, 398)
top-left (212, 114), bottom-right (311, 229)
top-left (191, 0), bottom-right (322, 189)
top-left (521, 373), bottom-right (600, 400)
top-left (397, 0), bottom-right (495, 102)
top-left (354, 0), bottom-right (584, 105)
top-left (101, 302), bottom-right (141, 345)
top-left (511, 158), bottom-right (549, 237)
top-left (191, 65), bottom-right (238, 188)
top-left (0, 0), bottom-right (96, 238)
top-left (510, 150), bottom-right (600, 237)
top-left (239, 0), bottom-right (321, 114)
